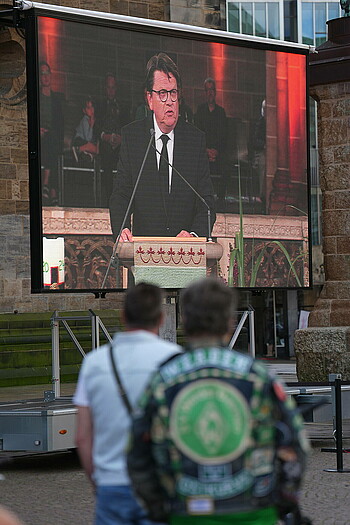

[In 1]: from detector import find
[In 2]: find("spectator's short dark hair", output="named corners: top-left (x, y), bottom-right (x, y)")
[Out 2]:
top-left (204, 77), bottom-right (216, 91)
top-left (105, 72), bottom-right (116, 81)
top-left (180, 278), bottom-right (236, 337)
top-left (39, 60), bottom-right (51, 72)
top-left (124, 282), bottom-right (163, 329)
top-left (145, 53), bottom-right (182, 93)
top-left (82, 95), bottom-right (94, 110)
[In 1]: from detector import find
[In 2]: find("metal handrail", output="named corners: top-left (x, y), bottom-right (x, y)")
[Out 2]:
top-left (228, 307), bottom-right (255, 357)
top-left (50, 310), bottom-right (113, 398)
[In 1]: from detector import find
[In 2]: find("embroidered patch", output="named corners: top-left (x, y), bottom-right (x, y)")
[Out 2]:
top-left (170, 379), bottom-right (251, 464)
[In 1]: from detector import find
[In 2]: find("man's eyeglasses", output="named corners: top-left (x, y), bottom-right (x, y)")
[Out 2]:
top-left (151, 89), bottom-right (179, 102)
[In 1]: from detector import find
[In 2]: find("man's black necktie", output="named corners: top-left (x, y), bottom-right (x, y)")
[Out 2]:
top-left (158, 134), bottom-right (170, 231)
top-left (159, 134), bottom-right (170, 196)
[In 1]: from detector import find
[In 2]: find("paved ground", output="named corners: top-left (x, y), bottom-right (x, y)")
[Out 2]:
top-left (1, 365), bottom-right (350, 524)
top-left (0, 451), bottom-right (94, 525)
top-left (1, 432), bottom-right (350, 524)
top-left (300, 445), bottom-right (350, 524)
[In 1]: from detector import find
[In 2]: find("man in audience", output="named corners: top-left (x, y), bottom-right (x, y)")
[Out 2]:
top-left (195, 78), bottom-right (228, 206)
top-left (128, 278), bottom-right (309, 524)
top-left (74, 282), bottom-right (180, 525)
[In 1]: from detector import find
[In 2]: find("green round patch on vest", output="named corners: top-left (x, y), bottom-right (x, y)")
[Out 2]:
top-left (170, 379), bottom-right (251, 464)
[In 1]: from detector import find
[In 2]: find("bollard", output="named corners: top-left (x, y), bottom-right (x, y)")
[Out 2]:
top-left (323, 374), bottom-right (350, 473)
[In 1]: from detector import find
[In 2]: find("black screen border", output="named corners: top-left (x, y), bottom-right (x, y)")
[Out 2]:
top-left (24, 4), bottom-right (311, 295)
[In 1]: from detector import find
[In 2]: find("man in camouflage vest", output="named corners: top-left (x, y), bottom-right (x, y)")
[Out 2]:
top-left (127, 278), bottom-right (309, 524)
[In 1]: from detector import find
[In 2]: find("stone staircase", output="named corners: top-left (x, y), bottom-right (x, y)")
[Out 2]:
top-left (0, 310), bottom-right (122, 387)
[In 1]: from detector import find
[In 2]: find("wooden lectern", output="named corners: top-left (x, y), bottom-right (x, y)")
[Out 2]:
top-left (117, 237), bottom-right (223, 288)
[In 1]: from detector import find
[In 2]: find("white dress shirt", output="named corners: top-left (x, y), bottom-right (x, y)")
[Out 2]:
top-left (153, 115), bottom-right (174, 193)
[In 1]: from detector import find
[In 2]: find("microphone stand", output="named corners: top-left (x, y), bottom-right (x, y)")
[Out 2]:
top-left (152, 144), bottom-right (213, 242)
top-left (101, 129), bottom-right (155, 290)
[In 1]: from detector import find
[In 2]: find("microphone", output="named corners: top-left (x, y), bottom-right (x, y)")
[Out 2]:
top-left (101, 128), bottom-right (155, 289)
top-left (152, 142), bottom-right (213, 242)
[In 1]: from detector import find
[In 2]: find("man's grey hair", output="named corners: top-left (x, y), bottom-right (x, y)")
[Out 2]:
top-left (180, 278), bottom-right (236, 337)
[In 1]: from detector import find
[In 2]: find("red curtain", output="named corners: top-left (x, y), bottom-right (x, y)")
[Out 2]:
top-left (209, 42), bottom-right (226, 89)
top-left (276, 52), bottom-right (307, 183)
top-left (38, 16), bottom-right (64, 93)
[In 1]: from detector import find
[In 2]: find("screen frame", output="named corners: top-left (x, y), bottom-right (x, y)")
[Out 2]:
top-left (25, 3), bottom-right (311, 294)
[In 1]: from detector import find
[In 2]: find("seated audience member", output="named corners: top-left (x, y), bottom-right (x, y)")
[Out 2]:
top-left (72, 96), bottom-right (99, 164)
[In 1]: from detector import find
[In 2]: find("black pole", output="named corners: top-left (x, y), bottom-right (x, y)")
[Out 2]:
top-left (324, 375), bottom-right (350, 473)
top-left (334, 377), bottom-right (343, 472)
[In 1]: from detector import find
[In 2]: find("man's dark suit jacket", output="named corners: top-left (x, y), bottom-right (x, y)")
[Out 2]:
top-left (109, 115), bottom-right (216, 238)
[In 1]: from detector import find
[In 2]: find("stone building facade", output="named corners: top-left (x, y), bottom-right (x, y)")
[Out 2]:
top-left (294, 17), bottom-right (350, 380)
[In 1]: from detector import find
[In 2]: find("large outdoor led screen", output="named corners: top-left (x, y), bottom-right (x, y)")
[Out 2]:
top-left (26, 5), bottom-right (310, 292)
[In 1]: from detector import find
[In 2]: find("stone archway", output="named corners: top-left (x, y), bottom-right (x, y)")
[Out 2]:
top-left (0, 24), bottom-right (26, 109)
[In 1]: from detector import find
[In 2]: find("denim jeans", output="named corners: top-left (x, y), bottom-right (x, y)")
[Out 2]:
top-left (95, 485), bottom-right (159, 525)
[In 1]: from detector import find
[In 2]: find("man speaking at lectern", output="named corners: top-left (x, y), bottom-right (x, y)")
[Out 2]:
top-left (109, 53), bottom-right (216, 241)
